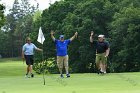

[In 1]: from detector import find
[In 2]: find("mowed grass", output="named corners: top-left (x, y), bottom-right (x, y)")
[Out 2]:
top-left (0, 58), bottom-right (140, 93)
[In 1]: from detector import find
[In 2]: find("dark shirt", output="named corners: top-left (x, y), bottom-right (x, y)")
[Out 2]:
top-left (92, 41), bottom-right (109, 54)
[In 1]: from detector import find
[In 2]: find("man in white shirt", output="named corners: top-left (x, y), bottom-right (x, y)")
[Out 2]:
top-left (22, 37), bottom-right (42, 78)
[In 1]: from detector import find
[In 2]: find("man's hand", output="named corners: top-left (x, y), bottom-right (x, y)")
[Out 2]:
top-left (51, 30), bottom-right (55, 41)
top-left (91, 31), bottom-right (94, 36)
top-left (40, 49), bottom-right (43, 52)
top-left (51, 30), bottom-right (55, 35)
top-left (36, 48), bottom-right (43, 52)
top-left (105, 55), bottom-right (108, 58)
top-left (75, 32), bottom-right (78, 37)
top-left (70, 32), bottom-right (78, 41)
top-left (90, 31), bottom-right (94, 43)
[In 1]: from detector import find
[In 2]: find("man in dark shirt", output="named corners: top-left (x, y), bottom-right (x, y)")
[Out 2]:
top-left (90, 31), bottom-right (110, 74)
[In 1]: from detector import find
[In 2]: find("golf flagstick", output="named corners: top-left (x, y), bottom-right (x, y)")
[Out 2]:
top-left (42, 45), bottom-right (46, 85)
top-left (37, 27), bottom-right (46, 85)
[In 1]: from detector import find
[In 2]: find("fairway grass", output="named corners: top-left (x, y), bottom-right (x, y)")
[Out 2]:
top-left (0, 59), bottom-right (140, 93)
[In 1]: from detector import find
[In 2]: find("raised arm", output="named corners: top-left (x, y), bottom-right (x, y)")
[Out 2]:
top-left (51, 31), bottom-right (55, 42)
top-left (70, 32), bottom-right (78, 41)
top-left (90, 31), bottom-right (94, 43)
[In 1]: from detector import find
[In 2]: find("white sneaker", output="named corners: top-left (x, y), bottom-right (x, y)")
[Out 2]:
top-left (25, 74), bottom-right (30, 78)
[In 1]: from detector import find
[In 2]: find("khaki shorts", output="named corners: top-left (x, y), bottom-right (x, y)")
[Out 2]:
top-left (96, 53), bottom-right (107, 64)
top-left (57, 55), bottom-right (69, 68)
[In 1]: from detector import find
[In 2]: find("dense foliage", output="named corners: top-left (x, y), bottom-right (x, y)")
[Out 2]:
top-left (0, 0), bottom-right (140, 73)
top-left (0, 0), bottom-right (39, 57)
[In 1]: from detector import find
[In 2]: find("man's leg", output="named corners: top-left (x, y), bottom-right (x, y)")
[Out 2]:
top-left (27, 65), bottom-right (30, 74)
top-left (100, 54), bottom-right (107, 73)
top-left (102, 56), bottom-right (107, 73)
top-left (96, 54), bottom-right (100, 69)
top-left (25, 55), bottom-right (34, 77)
top-left (64, 55), bottom-right (70, 77)
top-left (103, 64), bottom-right (106, 73)
top-left (25, 55), bottom-right (30, 77)
top-left (96, 54), bottom-right (101, 74)
top-left (28, 65), bottom-right (34, 77)
top-left (25, 65), bottom-right (30, 78)
top-left (99, 62), bottom-right (104, 72)
top-left (29, 65), bottom-right (33, 74)
top-left (30, 55), bottom-right (34, 77)
top-left (57, 56), bottom-right (64, 77)
top-left (96, 62), bottom-right (100, 70)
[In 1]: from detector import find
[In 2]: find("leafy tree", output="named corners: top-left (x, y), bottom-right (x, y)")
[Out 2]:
top-left (110, 4), bottom-right (140, 72)
top-left (38, 0), bottom-right (116, 73)
top-left (0, 3), bottom-right (5, 28)
top-left (1, 0), bottom-right (39, 57)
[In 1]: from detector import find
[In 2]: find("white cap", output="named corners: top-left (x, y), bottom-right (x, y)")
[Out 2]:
top-left (98, 35), bottom-right (104, 38)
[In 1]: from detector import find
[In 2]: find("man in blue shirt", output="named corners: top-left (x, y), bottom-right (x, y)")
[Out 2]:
top-left (22, 37), bottom-right (42, 78)
top-left (51, 31), bottom-right (78, 78)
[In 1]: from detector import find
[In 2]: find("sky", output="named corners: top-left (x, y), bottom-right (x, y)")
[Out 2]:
top-left (0, 0), bottom-right (61, 14)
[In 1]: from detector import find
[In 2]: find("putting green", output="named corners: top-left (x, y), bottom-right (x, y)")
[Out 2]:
top-left (0, 58), bottom-right (140, 93)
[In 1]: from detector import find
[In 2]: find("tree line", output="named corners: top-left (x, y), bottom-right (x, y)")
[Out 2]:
top-left (0, 0), bottom-right (140, 73)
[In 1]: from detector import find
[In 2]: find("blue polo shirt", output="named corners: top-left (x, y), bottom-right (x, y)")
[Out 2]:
top-left (55, 39), bottom-right (71, 56)
top-left (22, 43), bottom-right (37, 55)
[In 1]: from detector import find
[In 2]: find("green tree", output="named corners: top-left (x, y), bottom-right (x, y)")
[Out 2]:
top-left (62, 0), bottom-right (116, 72)
top-left (110, 5), bottom-right (140, 72)
top-left (0, 3), bottom-right (6, 57)
top-left (37, 0), bottom-right (116, 73)
top-left (0, 3), bottom-right (5, 28)
top-left (2, 0), bottom-right (39, 57)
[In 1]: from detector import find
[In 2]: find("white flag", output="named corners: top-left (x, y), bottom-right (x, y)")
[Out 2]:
top-left (37, 27), bottom-right (45, 44)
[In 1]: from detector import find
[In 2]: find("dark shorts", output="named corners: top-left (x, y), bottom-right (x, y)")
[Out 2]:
top-left (24, 55), bottom-right (34, 65)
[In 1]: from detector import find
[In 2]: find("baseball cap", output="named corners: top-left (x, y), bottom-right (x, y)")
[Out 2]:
top-left (60, 35), bottom-right (64, 38)
top-left (98, 35), bottom-right (104, 38)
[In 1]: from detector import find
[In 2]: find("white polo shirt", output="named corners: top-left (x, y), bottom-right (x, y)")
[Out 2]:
top-left (22, 43), bottom-right (37, 55)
